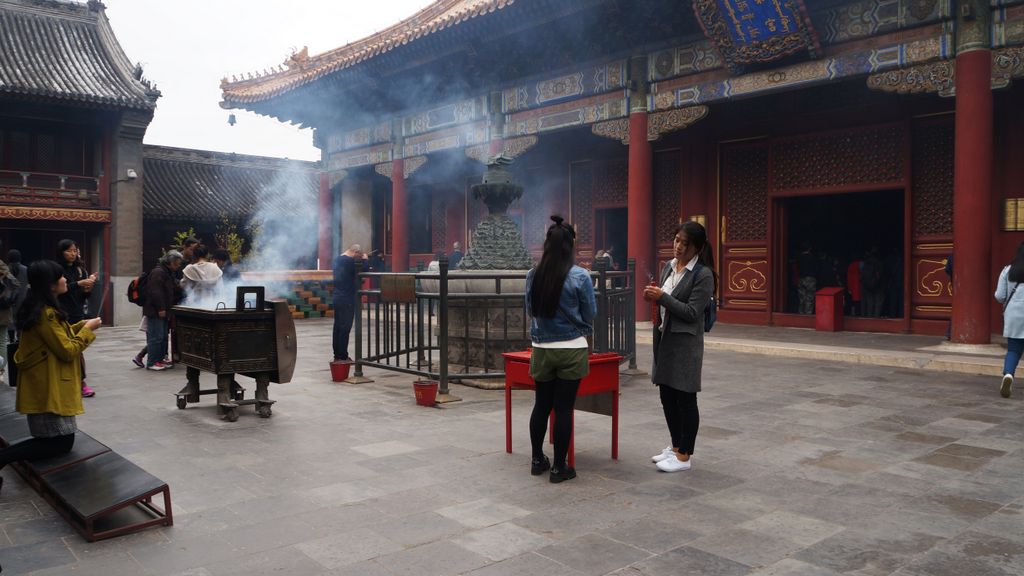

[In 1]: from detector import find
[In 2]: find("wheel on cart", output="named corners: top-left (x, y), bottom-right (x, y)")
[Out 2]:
top-left (176, 396), bottom-right (187, 410)
top-left (224, 408), bottom-right (239, 422)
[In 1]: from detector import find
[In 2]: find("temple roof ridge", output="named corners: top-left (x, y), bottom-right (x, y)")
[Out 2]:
top-left (143, 144), bottom-right (320, 172)
top-left (220, 0), bottom-right (515, 106)
top-left (0, 0), bottom-right (160, 109)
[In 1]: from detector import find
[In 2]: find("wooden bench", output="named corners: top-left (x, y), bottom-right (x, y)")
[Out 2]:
top-left (0, 386), bottom-right (172, 541)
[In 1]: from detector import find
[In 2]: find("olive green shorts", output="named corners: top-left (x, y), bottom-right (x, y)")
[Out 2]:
top-left (529, 347), bottom-right (590, 382)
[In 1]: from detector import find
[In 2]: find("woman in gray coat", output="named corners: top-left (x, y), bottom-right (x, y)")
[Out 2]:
top-left (643, 221), bottom-right (716, 472)
top-left (995, 242), bottom-right (1024, 398)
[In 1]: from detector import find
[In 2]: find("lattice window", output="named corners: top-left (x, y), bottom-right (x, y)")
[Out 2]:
top-left (431, 188), bottom-right (447, 253)
top-left (35, 133), bottom-right (56, 173)
top-left (773, 125), bottom-right (904, 192)
top-left (912, 121), bottom-right (953, 236)
top-left (654, 150), bottom-right (681, 242)
top-left (723, 144), bottom-right (768, 242)
top-left (571, 162), bottom-right (593, 246)
top-left (593, 158), bottom-right (628, 205)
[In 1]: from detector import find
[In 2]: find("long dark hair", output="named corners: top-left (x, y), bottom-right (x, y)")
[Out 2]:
top-left (677, 220), bottom-right (718, 294)
top-left (56, 238), bottom-right (86, 275)
top-left (1009, 242), bottom-right (1024, 283)
top-left (15, 260), bottom-right (67, 331)
top-left (530, 215), bottom-right (576, 318)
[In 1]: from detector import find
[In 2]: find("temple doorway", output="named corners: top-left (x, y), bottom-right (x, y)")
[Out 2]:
top-left (594, 207), bottom-right (627, 272)
top-left (778, 190), bottom-right (905, 319)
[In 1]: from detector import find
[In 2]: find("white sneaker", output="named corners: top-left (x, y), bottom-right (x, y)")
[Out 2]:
top-left (652, 447), bottom-right (675, 463)
top-left (1001, 374), bottom-right (1013, 398)
top-left (656, 456), bottom-right (692, 472)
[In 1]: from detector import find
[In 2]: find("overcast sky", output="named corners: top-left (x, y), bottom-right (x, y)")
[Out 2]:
top-left (103, 0), bottom-right (430, 162)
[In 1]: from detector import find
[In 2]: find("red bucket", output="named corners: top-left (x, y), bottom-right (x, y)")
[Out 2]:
top-left (330, 360), bottom-right (353, 382)
top-left (413, 380), bottom-right (439, 406)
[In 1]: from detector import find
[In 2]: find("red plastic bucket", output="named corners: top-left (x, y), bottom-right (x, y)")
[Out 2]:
top-left (330, 360), bottom-right (353, 382)
top-left (413, 380), bottom-right (439, 406)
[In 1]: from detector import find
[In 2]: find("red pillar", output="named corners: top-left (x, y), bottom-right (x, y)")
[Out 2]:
top-left (317, 173), bottom-right (331, 270)
top-left (391, 158), bottom-right (409, 271)
top-left (628, 111), bottom-right (654, 321)
top-left (951, 49), bottom-right (993, 344)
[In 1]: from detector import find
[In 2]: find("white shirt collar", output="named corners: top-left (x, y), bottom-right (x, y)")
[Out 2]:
top-left (669, 255), bottom-right (699, 273)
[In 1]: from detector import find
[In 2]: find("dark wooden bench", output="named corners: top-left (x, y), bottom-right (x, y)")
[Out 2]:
top-left (0, 387), bottom-right (172, 541)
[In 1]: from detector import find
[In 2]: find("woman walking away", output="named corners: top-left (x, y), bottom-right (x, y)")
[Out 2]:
top-left (57, 240), bottom-right (97, 397)
top-left (643, 221), bottom-right (716, 472)
top-left (995, 242), bottom-right (1024, 398)
top-left (525, 215), bottom-right (596, 483)
top-left (1, 261), bottom-right (100, 493)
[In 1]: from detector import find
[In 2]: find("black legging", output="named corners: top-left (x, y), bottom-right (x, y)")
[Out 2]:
top-left (530, 378), bottom-right (581, 469)
top-left (659, 385), bottom-right (699, 455)
top-left (0, 433), bottom-right (75, 470)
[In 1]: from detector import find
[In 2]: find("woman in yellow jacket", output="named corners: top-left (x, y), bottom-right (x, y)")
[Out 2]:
top-left (0, 260), bottom-right (100, 493)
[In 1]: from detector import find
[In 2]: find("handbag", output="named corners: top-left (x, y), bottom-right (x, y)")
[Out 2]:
top-left (693, 263), bottom-right (716, 332)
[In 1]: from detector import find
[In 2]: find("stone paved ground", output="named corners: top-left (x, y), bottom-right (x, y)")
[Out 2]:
top-left (2, 319), bottom-right (1024, 575)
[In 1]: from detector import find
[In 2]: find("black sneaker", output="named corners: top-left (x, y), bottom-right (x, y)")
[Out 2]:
top-left (531, 455), bottom-right (550, 476)
top-left (549, 466), bottom-right (576, 484)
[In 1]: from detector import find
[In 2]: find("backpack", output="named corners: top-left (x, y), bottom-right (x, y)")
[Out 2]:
top-left (0, 273), bottom-right (18, 310)
top-left (693, 263), bottom-right (716, 332)
top-left (126, 272), bottom-right (149, 306)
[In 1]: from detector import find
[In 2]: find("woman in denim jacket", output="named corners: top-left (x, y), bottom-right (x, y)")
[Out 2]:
top-left (524, 215), bottom-right (596, 483)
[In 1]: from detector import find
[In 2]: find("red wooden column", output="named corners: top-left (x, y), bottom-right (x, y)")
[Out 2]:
top-left (951, 50), bottom-right (993, 343)
top-left (391, 158), bottom-right (409, 272)
top-left (317, 172), bottom-right (332, 270)
top-left (627, 56), bottom-right (654, 321)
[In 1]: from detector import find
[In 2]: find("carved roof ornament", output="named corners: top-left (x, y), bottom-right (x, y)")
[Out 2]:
top-left (648, 106), bottom-right (709, 141)
top-left (374, 156), bottom-right (428, 180)
top-left (374, 162), bottom-right (393, 180)
top-left (285, 47), bottom-right (310, 70)
top-left (464, 136), bottom-right (538, 163)
top-left (591, 106), bottom-right (709, 144)
top-left (992, 46), bottom-right (1024, 90)
top-left (591, 119), bottom-right (630, 145)
top-left (869, 47), bottom-right (1024, 96)
top-left (866, 60), bottom-right (956, 96)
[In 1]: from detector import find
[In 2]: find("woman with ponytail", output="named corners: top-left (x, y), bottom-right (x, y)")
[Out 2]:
top-left (643, 221), bottom-right (717, 472)
top-left (0, 261), bottom-right (100, 493)
top-left (524, 215), bottom-right (597, 483)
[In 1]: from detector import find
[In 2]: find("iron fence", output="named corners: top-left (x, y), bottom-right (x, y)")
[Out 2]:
top-left (350, 257), bottom-right (636, 395)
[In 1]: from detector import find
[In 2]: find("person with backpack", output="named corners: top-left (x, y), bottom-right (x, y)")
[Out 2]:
top-left (995, 242), bottom-right (1024, 398)
top-left (524, 215), bottom-right (596, 484)
top-left (141, 251), bottom-right (183, 371)
top-left (643, 221), bottom-right (716, 473)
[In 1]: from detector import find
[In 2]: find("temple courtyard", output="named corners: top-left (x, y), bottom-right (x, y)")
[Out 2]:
top-left (2, 319), bottom-right (1024, 576)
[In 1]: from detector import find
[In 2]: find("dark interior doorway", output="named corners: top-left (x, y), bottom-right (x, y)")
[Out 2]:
top-left (594, 207), bottom-right (627, 271)
top-left (782, 190), bottom-right (904, 318)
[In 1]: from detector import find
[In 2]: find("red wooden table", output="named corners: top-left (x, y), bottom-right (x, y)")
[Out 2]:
top-left (502, 350), bottom-right (621, 468)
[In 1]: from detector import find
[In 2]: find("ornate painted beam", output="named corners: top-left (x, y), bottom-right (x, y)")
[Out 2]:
top-left (464, 136), bottom-right (538, 163)
top-left (866, 46), bottom-right (1024, 96)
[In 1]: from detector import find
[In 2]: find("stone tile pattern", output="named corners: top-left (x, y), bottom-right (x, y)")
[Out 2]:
top-left (3, 320), bottom-right (1024, 575)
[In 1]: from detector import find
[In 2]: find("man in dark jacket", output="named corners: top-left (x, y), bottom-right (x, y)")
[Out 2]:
top-left (332, 244), bottom-right (365, 361)
top-left (143, 251), bottom-right (183, 370)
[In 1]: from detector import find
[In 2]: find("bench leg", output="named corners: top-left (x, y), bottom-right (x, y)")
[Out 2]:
top-left (505, 385), bottom-right (512, 454)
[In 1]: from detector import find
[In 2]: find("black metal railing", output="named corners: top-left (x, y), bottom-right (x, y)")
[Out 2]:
top-left (350, 257), bottom-right (636, 394)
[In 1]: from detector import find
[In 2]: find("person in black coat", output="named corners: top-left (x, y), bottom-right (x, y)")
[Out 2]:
top-left (142, 251), bottom-right (183, 370)
top-left (56, 239), bottom-right (97, 396)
